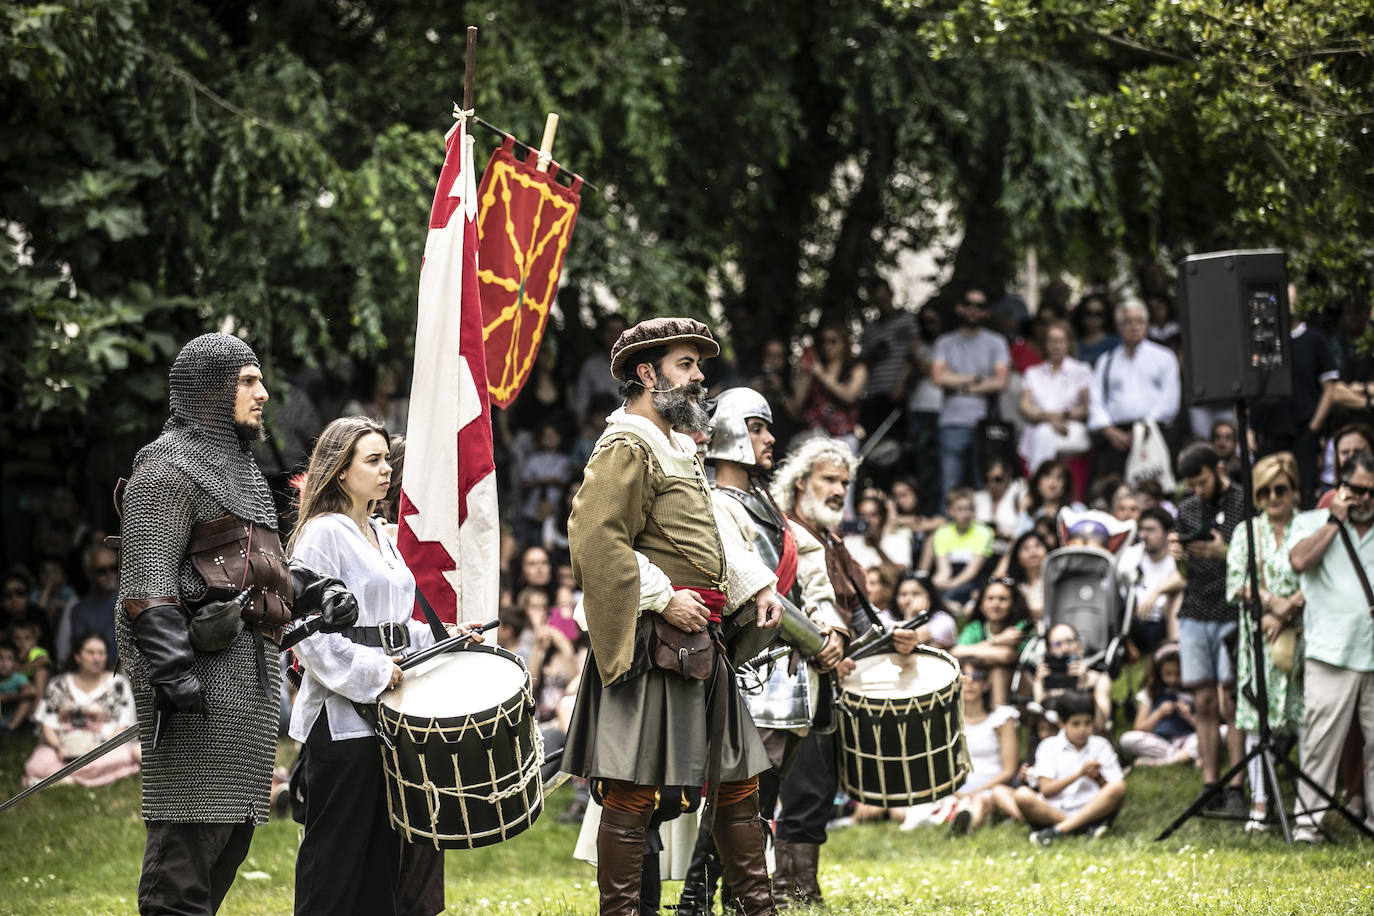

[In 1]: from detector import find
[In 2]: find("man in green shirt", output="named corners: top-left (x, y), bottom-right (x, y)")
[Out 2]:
top-left (930, 487), bottom-right (995, 609)
top-left (1287, 450), bottom-right (1374, 842)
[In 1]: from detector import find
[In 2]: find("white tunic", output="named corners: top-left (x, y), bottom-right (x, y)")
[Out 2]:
top-left (288, 513), bottom-right (436, 741)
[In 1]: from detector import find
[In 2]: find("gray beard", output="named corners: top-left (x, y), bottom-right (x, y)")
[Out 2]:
top-left (653, 385), bottom-right (709, 434)
top-left (799, 488), bottom-right (843, 530)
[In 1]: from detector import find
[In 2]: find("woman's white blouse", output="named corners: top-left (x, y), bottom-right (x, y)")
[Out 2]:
top-left (288, 513), bottom-right (435, 742)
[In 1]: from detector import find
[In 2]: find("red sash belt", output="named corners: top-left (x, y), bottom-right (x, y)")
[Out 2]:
top-left (775, 525), bottom-right (799, 597)
top-left (674, 586), bottom-right (727, 623)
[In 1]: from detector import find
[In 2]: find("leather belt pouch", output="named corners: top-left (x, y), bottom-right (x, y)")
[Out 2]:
top-left (650, 616), bottom-right (714, 680)
top-left (188, 598), bottom-right (245, 653)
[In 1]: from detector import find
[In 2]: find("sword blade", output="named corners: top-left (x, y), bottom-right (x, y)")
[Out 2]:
top-left (542, 770), bottom-right (573, 797)
top-left (0, 724), bottom-right (140, 815)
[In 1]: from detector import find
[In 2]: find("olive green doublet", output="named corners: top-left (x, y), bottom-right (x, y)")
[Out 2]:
top-left (561, 415), bottom-right (769, 786)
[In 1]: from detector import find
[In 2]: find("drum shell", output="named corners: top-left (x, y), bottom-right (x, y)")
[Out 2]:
top-left (836, 647), bottom-right (969, 806)
top-left (375, 644), bottom-right (544, 849)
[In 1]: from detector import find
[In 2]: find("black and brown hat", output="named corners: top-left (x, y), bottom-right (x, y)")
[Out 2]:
top-left (609, 316), bottom-right (720, 381)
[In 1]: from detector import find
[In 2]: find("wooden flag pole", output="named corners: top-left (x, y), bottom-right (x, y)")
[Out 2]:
top-left (463, 26), bottom-right (477, 111)
top-left (536, 112), bottom-right (559, 173)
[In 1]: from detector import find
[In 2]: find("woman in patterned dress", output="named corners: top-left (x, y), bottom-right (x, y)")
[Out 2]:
top-left (22, 631), bottom-right (139, 788)
top-left (1225, 451), bottom-right (1305, 833)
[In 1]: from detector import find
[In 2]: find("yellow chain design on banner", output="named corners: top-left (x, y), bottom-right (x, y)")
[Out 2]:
top-left (477, 160), bottom-right (578, 405)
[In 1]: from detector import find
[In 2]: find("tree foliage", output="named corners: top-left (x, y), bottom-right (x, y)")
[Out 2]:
top-left (3, 0), bottom-right (1371, 458)
top-left (903, 0), bottom-right (1374, 309)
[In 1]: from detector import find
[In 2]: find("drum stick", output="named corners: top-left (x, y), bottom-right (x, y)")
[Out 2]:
top-left (397, 618), bottom-right (499, 671)
top-left (281, 614), bottom-right (327, 650)
top-left (845, 611), bottom-right (932, 664)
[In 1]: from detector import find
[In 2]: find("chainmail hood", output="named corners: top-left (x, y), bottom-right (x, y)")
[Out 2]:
top-left (133, 332), bottom-right (278, 528)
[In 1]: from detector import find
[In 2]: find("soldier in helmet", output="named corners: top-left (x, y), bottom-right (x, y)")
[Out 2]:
top-left (115, 333), bottom-right (358, 914)
top-left (675, 388), bottom-right (852, 914)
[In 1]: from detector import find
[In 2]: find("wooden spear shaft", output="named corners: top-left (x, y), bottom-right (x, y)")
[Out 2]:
top-left (463, 26), bottom-right (477, 111)
top-left (536, 112), bottom-right (559, 173)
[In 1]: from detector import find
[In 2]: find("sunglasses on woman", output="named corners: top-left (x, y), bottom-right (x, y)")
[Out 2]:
top-left (1256, 484), bottom-right (1290, 501)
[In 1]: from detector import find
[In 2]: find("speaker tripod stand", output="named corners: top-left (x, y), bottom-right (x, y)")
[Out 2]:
top-left (1157, 401), bottom-right (1372, 844)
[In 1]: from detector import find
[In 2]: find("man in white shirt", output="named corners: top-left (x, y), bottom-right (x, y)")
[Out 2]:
top-left (1088, 299), bottom-right (1181, 480)
top-left (1119, 507), bottom-right (1181, 655)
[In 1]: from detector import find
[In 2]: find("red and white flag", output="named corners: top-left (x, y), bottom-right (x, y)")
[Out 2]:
top-left (398, 113), bottom-right (499, 625)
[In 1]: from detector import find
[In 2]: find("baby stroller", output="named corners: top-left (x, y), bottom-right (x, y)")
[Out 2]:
top-left (1015, 510), bottom-right (1136, 695)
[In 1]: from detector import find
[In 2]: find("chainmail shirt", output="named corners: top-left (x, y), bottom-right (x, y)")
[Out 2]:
top-left (115, 332), bottom-right (279, 824)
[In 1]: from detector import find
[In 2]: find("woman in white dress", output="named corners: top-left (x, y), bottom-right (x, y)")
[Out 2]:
top-left (947, 659), bottom-right (1020, 834)
top-left (900, 658), bottom-right (1019, 834)
top-left (288, 417), bottom-right (481, 916)
top-left (1018, 319), bottom-right (1092, 474)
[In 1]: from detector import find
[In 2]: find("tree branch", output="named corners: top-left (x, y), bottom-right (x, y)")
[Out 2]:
top-left (135, 45), bottom-right (305, 137)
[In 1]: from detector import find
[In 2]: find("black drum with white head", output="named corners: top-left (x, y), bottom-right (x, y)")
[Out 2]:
top-left (376, 642), bottom-right (544, 849)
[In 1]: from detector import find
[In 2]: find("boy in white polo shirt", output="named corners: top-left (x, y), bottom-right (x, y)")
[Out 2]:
top-left (1012, 691), bottom-right (1127, 845)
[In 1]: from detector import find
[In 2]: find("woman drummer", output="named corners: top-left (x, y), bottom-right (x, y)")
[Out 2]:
top-left (288, 416), bottom-right (482, 916)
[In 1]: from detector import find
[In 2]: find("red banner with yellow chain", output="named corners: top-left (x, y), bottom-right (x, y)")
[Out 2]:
top-left (476, 136), bottom-right (583, 408)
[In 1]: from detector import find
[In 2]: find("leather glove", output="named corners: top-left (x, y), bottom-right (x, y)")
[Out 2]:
top-left (288, 559), bottom-right (359, 632)
top-left (132, 604), bottom-right (207, 714)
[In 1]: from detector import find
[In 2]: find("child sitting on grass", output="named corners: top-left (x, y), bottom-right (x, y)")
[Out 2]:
top-left (0, 641), bottom-right (36, 737)
top-left (1118, 643), bottom-right (1199, 767)
top-left (1012, 690), bottom-right (1126, 845)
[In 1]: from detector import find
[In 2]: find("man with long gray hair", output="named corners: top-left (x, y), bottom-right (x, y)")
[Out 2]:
top-left (766, 436), bottom-right (870, 907)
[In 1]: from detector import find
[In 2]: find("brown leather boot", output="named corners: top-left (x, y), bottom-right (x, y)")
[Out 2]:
top-left (788, 842), bottom-right (823, 906)
top-left (712, 794), bottom-right (779, 916)
top-left (596, 805), bottom-right (653, 916)
top-left (770, 840), bottom-right (794, 910)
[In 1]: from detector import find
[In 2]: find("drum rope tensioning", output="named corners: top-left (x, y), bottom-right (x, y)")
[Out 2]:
top-left (376, 641), bottom-right (545, 849)
top-left (836, 645), bottom-right (971, 807)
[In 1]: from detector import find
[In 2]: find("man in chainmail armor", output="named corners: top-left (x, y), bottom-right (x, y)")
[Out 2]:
top-left (115, 333), bottom-right (357, 915)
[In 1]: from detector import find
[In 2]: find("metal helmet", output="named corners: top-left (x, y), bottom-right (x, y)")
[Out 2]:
top-left (706, 387), bottom-right (773, 466)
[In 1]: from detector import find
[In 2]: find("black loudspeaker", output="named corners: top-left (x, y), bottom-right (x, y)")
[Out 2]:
top-left (1177, 249), bottom-right (1293, 406)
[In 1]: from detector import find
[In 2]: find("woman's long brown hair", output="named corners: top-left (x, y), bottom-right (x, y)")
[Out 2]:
top-left (287, 416), bottom-right (390, 554)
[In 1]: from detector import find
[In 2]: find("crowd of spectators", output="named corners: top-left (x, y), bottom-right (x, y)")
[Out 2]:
top-left (4, 269), bottom-right (1372, 848)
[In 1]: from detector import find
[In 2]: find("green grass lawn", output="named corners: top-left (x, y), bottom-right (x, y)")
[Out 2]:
top-left (1, 736), bottom-right (1370, 915)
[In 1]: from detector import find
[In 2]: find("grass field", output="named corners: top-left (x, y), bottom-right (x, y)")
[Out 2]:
top-left (1, 736), bottom-right (1371, 915)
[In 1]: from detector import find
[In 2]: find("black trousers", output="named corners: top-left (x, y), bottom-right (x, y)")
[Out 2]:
top-left (295, 712), bottom-right (403, 916)
top-left (396, 842), bottom-right (445, 916)
top-left (1090, 424), bottom-right (1132, 482)
top-left (775, 730), bottom-right (838, 845)
top-left (138, 819), bottom-right (255, 915)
